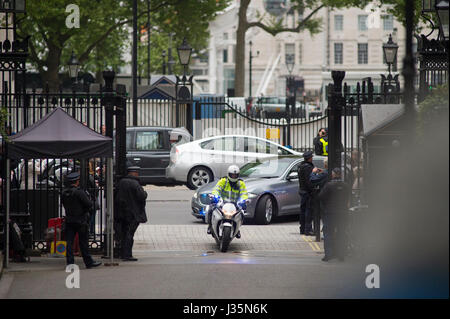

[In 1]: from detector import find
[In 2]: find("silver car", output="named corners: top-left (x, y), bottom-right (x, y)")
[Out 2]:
top-left (191, 155), bottom-right (326, 224)
top-left (166, 135), bottom-right (300, 190)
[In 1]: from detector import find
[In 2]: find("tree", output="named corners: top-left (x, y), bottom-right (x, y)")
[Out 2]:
top-left (14, 0), bottom-right (229, 91)
top-left (233, 0), bottom-right (432, 97)
top-left (234, 0), bottom-right (375, 97)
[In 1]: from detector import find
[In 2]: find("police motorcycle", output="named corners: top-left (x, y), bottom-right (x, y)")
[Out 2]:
top-left (206, 194), bottom-right (247, 252)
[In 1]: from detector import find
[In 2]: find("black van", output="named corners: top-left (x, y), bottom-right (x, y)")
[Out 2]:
top-left (123, 127), bottom-right (192, 185)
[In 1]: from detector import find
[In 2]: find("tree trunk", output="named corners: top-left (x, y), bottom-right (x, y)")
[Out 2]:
top-left (234, 0), bottom-right (250, 97)
top-left (42, 43), bottom-right (62, 92)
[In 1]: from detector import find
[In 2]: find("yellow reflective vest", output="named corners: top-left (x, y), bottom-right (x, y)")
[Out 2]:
top-left (211, 177), bottom-right (248, 203)
top-left (320, 137), bottom-right (328, 156)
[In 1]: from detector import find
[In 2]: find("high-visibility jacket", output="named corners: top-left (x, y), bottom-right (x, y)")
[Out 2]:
top-left (320, 137), bottom-right (328, 156)
top-left (211, 177), bottom-right (248, 203)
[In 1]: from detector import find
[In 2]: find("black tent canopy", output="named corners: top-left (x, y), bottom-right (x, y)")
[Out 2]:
top-left (4, 107), bottom-right (115, 268)
top-left (7, 107), bottom-right (112, 159)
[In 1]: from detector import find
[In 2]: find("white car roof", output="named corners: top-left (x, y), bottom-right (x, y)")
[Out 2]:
top-left (190, 135), bottom-right (300, 154)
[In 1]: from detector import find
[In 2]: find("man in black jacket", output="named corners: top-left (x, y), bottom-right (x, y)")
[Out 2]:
top-left (62, 172), bottom-right (101, 268)
top-left (297, 151), bottom-right (319, 236)
top-left (318, 168), bottom-right (351, 262)
top-left (115, 166), bottom-right (148, 261)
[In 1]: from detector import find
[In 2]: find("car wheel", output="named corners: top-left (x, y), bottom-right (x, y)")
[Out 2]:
top-left (187, 166), bottom-right (213, 190)
top-left (255, 194), bottom-right (276, 225)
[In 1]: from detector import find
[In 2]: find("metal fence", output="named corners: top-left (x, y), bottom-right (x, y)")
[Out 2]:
top-left (1, 85), bottom-right (109, 252)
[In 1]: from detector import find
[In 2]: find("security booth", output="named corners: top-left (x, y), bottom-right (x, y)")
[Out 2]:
top-left (3, 107), bottom-right (115, 268)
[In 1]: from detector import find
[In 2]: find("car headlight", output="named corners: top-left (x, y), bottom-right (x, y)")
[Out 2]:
top-left (248, 193), bottom-right (258, 199)
top-left (193, 192), bottom-right (198, 199)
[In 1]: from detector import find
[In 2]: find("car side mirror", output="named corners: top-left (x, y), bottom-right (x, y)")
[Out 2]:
top-left (286, 171), bottom-right (298, 181)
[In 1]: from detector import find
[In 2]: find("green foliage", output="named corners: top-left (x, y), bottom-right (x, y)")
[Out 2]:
top-left (14, 0), bottom-right (230, 87)
top-left (0, 107), bottom-right (9, 140)
top-left (417, 84), bottom-right (449, 142)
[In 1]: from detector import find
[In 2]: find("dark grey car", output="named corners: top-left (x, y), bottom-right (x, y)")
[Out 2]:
top-left (122, 126), bottom-right (192, 185)
top-left (191, 155), bottom-right (326, 224)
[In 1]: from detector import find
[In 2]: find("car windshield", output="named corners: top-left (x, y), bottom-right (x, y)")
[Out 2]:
top-left (240, 158), bottom-right (295, 178)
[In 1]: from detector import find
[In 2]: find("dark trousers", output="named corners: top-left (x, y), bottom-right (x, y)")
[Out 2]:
top-left (322, 213), bottom-right (347, 259)
top-left (299, 192), bottom-right (313, 233)
top-left (118, 220), bottom-right (139, 259)
top-left (66, 223), bottom-right (94, 266)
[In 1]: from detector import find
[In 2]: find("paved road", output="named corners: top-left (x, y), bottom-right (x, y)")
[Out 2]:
top-left (144, 185), bottom-right (299, 226)
top-left (2, 252), bottom-right (367, 299)
top-left (1, 186), bottom-right (344, 299)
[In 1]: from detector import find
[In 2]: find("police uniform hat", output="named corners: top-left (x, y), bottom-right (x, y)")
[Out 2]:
top-left (127, 166), bottom-right (141, 173)
top-left (65, 171), bottom-right (80, 182)
top-left (303, 151), bottom-right (314, 159)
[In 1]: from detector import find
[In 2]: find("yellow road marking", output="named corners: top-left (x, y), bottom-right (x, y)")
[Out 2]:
top-left (302, 235), bottom-right (322, 252)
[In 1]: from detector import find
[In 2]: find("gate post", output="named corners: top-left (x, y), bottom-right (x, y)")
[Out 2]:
top-left (103, 71), bottom-right (115, 139)
top-left (115, 84), bottom-right (128, 181)
top-left (102, 70), bottom-right (115, 258)
top-left (328, 71), bottom-right (345, 175)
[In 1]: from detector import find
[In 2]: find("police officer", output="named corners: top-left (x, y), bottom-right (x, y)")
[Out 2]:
top-left (318, 168), bottom-right (351, 262)
top-left (115, 166), bottom-right (148, 261)
top-left (314, 128), bottom-right (328, 156)
top-left (207, 165), bottom-right (248, 237)
top-left (298, 151), bottom-right (317, 236)
top-left (62, 172), bottom-right (101, 268)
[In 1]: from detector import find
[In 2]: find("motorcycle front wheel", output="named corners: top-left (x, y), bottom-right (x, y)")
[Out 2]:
top-left (219, 227), bottom-right (232, 252)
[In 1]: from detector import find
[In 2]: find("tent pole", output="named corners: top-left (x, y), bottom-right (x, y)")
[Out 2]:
top-left (105, 157), bottom-right (117, 266)
top-left (5, 159), bottom-right (10, 269)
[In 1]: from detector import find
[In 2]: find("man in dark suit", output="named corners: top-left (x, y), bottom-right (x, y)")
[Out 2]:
top-left (115, 166), bottom-right (148, 261)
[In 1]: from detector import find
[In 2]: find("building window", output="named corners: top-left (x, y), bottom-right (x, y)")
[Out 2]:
top-left (358, 15), bottom-right (368, 31)
top-left (298, 43), bottom-right (302, 65)
top-left (223, 49), bottom-right (228, 63)
top-left (334, 15), bottom-right (343, 31)
top-left (285, 43), bottom-right (295, 64)
top-left (358, 43), bottom-right (368, 64)
top-left (382, 15), bottom-right (394, 31)
top-left (334, 43), bottom-right (343, 64)
top-left (224, 68), bottom-right (235, 94)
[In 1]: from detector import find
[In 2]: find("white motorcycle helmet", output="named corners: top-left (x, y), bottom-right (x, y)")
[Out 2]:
top-left (227, 165), bottom-right (240, 183)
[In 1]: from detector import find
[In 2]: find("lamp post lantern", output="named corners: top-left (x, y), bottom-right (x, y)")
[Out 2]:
top-left (175, 38), bottom-right (194, 132)
top-left (68, 51), bottom-right (80, 81)
top-left (381, 34), bottom-right (400, 99)
top-left (177, 37), bottom-right (193, 76)
top-left (383, 34), bottom-right (399, 76)
top-left (435, 0), bottom-right (449, 41)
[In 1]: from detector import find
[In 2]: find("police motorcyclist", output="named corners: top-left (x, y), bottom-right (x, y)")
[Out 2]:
top-left (62, 172), bottom-right (101, 268)
top-left (206, 165), bottom-right (248, 238)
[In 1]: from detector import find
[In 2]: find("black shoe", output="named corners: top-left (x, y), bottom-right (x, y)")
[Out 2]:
top-left (304, 231), bottom-right (315, 236)
top-left (207, 226), bottom-right (212, 234)
top-left (122, 257), bottom-right (138, 261)
top-left (300, 228), bottom-right (305, 235)
top-left (236, 231), bottom-right (241, 239)
top-left (86, 261), bottom-right (102, 269)
top-left (322, 256), bottom-right (332, 262)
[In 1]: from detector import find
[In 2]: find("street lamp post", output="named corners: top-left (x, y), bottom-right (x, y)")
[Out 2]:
top-left (285, 53), bottom-right (295, 147)
top-left (162, 50), bottom-right (167, 75)
top-left (175, 38), bottom-right (193, 131)
top-left (248, 41), bottom-right (259, 99)
top-left (68, 51), bottom-right (80, 85)
top-left (381, 34), bottom-right (400, 101)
